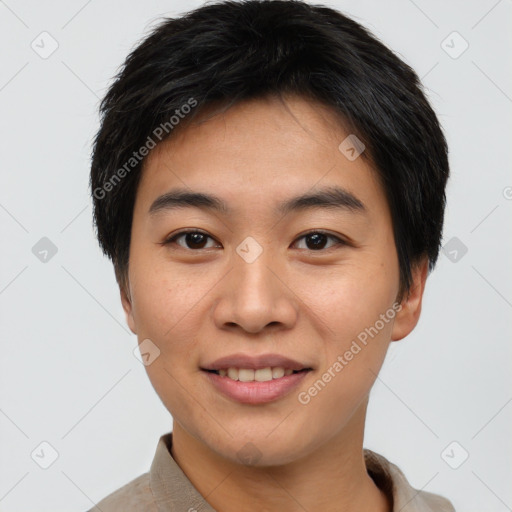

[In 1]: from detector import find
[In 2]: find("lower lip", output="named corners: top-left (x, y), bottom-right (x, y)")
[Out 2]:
top-left (202, 370), bottom-right (311, 404)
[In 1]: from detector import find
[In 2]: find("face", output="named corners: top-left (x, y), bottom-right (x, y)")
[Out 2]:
top-left (121, 95), bottom-right (425, 466)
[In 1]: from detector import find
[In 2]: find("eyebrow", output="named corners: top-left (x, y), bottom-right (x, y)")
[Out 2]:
top-left (148, 186), bottom-right (365, 217)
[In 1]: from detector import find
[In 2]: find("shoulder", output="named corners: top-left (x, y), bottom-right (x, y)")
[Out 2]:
top-left (364, 449), bottom-right (456, 512)
top-left (87, 472), bottom-right (158, 512)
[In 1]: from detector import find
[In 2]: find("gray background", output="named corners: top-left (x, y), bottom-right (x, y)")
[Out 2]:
top-left (1, 0), bottom-right (511, 510)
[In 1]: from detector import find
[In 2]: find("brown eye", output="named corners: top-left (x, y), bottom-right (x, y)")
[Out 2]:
top-left (162, 230), bottom-right (346, 252)
top-left (294, 231), bottom-right (346, 251)
top-left (163, 230), bottom-right (220, 250)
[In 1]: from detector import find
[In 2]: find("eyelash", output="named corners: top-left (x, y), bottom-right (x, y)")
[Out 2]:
top-left (160, 229), bottom-right (348, 252)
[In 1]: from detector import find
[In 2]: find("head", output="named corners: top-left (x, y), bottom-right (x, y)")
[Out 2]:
top-left (90, 0), bottom-right (448, 465)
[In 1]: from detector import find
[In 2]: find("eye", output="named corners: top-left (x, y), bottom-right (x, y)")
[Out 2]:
top-left (162, 230), bottom-right (220, 250)
top-left (293, 231), bottom-right (347, 251)
top-left (161, 229), bottom-right (347, 252)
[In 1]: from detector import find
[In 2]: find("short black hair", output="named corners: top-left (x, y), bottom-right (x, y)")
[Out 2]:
top-left (90, 0), bottom-right (449, 298)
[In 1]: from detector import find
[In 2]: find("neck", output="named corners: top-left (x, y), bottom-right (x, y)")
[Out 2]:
top-left (171, 401), bottom-right (390, 512)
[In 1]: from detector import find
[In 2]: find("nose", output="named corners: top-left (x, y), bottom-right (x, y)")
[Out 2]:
top-left (212, 245), bottom-right (298, 335)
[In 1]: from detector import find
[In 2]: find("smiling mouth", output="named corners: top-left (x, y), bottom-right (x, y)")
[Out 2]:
top-left (202, 367), bottom-right (312, 382)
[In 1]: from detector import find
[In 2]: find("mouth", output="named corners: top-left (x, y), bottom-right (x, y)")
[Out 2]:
top-left (200, 353), bottom-right (313, 403)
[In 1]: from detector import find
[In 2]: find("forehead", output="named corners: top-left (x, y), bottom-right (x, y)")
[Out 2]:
top-left (134, 95), bottom-right (386, 217)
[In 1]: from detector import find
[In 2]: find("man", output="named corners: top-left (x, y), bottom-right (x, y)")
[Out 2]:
top-left (89, 1), bottom-right (454, 510)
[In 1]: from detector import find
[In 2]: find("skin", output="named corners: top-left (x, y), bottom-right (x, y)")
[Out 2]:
top-left (121, 95), bottom-right (428, 512)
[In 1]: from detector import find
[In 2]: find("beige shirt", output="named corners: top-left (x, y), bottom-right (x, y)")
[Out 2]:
top-left (89, 432), bottom-right (455, 511)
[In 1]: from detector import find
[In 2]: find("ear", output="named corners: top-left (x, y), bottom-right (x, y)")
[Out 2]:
top-left (391, 257), bottom-right (429, 342)
top-left (120, 284), bottom-right (137, 335)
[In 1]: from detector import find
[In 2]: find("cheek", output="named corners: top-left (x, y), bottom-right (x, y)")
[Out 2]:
top-left (295, 268), bottom-right (396, 403)
top-left (131, 267), bottom-right (208, 415)
top-left (295, 291), bottom-right (394, 434)
top-left (299, 262), bottom-right (398, 342)
top-left (130, 257), bottom-right (209, 343)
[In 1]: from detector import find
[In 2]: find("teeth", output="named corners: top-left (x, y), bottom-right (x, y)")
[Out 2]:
top-left (272, 367), bottom-right (285, 378)
top-left (227, 367), bottom-right (239, 380)
top-left (216, 367), bottom-right (302, 382)
top-left (255, 368), bottom-right (273, 382)
top-left (238, 368), bottom-right (254, 382)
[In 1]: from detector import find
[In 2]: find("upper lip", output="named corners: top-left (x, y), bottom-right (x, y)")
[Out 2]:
top-left (201, 353), bottom-right (312, 371)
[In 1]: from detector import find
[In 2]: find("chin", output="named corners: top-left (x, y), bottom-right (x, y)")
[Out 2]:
top-left (210, 430), bottom-right (306, 468)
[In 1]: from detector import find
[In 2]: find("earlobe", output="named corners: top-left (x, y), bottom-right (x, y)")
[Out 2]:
top-left (120, 285), bottom-right (137, 335)
top-left (391, 258), bottom-right (429, 342)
